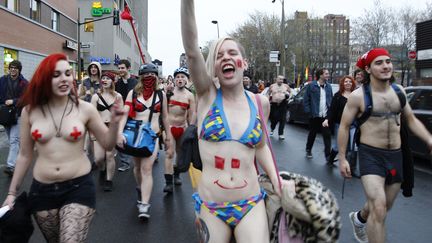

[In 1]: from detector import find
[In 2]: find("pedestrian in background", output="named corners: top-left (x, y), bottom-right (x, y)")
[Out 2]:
top-left (116, 63), bottom-right (173, 219)
top-left (354, 69), bottom-right (365, 88)
top-left (163, 67), bottom-right (196, 193)
top-left (268, 75), bottom-right (291, 140)
top-left (2, 53), bottom-right (124, 242)
top-left (243, 71), bottom-right (259, 94)
top-left (91, 71), bottom-right (123, 191)
top-left (79, 61), bottom-right (101, 102)
top-left (303, 68), bottom-right (333, 160)
top-left (322, 75), bottom-right (356, 168)
top-left (0, 60), bottom-right (28, 176)
top-left (115, 59), bottom-right (138, 172)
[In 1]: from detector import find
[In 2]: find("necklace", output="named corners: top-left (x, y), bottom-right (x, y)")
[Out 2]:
top-left (47, 98), bottom-right (70, 137)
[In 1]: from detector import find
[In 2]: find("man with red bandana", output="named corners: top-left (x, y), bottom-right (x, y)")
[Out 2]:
top-left (162, 67), bottom-right (196, 193)
top-left (338, 48), bottom-right (432, 243)
top-left (117, 63), bottom-right (174, 219)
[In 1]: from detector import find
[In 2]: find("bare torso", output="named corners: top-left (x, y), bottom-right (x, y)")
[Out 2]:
top-left (29, 101), bottom-right (92, 183)
top-left (269, 83), bottom-right (290, 103)
top-left (358, 86), bottom-right (402, 149)
top-left (196, 89), bottom-right (262, 202)
top-left (168, 88), bottom-right (192, 127)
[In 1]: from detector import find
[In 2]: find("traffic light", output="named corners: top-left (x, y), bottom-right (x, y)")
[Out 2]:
top-left (113, 9), bottom-right (120, 25)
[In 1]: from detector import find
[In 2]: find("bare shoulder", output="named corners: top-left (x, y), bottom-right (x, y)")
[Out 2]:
top-left (78, 99), bottom-right (95, 112)
top-left (348, 88), bottom-right (364, 108)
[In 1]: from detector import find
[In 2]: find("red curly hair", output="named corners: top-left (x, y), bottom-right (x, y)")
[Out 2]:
top-left (338, 75), bottom-right (356, 93)
top-left (20, 53), bottom-right (78, 110)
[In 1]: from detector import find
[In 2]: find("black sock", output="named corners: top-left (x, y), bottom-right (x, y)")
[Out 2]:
top-left (357, 211), bottom-right (366, 223)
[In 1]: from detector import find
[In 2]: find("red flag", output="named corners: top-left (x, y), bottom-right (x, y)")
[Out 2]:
top-left (121, 4), bottom-right (133, 21)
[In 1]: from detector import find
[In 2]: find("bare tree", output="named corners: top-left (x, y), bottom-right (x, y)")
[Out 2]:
top-left (390, 6), bottom-right (423, 85)
top-left (351, 0), bottom-right (394, 48)
top-left (229, 11), bottom-right (281, 81)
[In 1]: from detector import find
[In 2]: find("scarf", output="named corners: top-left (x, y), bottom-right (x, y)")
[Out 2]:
top-left (141, 76), bottom-right (156, 100)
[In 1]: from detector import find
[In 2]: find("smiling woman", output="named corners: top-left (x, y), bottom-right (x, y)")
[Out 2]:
top-left (2, 53), bottom-right (125, 242)
top-left (181, 1), bottom-right (281, 242)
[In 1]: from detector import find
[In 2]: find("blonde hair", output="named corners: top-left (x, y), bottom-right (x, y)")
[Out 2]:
top-left (205, 37), bottom-right (246, 89)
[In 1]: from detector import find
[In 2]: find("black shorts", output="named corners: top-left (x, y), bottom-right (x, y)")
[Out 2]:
top-left (28, 173), bottom-right (96, 213)
top-left (358, 143), bottom-right (403, 185)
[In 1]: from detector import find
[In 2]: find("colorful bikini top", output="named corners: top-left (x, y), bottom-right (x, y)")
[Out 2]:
top-left (200, 89), bottom-right (262, 148)
top-left (169, 99), bottom-right (189, 110)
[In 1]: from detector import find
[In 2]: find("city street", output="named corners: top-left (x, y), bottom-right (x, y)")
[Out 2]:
top-left (1, 123), bottom-right (431, 243)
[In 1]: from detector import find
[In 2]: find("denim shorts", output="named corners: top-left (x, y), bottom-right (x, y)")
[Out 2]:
top-left (358, 143), bottom-right (403, 185)
top-left (28, 173), bottom-right (96, 213)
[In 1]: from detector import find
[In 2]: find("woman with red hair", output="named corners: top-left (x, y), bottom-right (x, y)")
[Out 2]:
top-left (323, 75), bottom-right (357, 168)
top-left (2, 53), bottom-right (125, 242)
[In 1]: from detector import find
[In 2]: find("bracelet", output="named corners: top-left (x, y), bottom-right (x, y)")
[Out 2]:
top-left (7, 191), bottom-right (16, 196)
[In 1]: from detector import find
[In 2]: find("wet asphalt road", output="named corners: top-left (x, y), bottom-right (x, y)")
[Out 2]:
top-left (0, 123), bottom-right (431, 243)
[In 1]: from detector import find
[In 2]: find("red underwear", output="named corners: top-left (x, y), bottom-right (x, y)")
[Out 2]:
top-left (171, 126), bottom-right (185, 140)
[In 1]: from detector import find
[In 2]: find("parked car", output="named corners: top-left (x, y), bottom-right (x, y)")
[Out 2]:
top-left (286, 83), bottom-right (339, 124)
top-left (404, 86), bottom-right (432, 163)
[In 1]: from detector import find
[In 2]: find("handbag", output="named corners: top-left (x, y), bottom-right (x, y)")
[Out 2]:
top-left (0, 105), bottom-right (17, 126)
top-left (116, 91), bottom-right (159, 158)
top-left (116, 119), bottom-right (158, 157)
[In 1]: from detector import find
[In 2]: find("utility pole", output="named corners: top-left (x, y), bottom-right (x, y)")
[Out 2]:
top-left (280, 0), bottom-right (286, 78)
top-left (77, 8), bottom-right (81, 83)
top-left (76, 7), bottom-right (120, 83)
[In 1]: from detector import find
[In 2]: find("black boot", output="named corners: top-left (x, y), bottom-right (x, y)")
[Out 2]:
top-left (163, 174), bottom-right (174, 193)
top-left (326, 149), bottom-right (338, 166)
top-left (174, 172), bottom-right (182, 186)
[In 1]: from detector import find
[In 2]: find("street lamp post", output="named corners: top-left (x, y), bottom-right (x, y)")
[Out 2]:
top-left (272, 0), bottom-right (286, 77)
top-left (211, 20), bottom-right (220, 39)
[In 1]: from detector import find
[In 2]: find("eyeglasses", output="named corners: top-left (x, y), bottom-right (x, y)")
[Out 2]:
top-left (9, 67), bottom-right (19, 70)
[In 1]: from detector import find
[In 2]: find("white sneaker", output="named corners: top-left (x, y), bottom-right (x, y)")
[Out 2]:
top-left (137, 203), bottom-right (151, 219)
top-left (279, 135), bottom-right (285, 140)
top-left (270, 130), bottom-right (274, 136)
top-left (349, 212), bottom-right (368, 243)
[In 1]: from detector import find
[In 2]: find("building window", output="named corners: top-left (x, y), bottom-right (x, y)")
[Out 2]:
top-left (30, 0), bottom-right (41, 22)
top-left (84, 18), bottom-right (94, 32)
top-left (52, 10), bottom-right (59, 31)
top-left (6, 0), bottom-right (19, 12)
top-left (3, 48), bottom-right (19, 76)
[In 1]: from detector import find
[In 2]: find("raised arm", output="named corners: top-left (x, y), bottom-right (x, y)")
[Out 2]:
top-left (181, 0), bottom-right (211, 95)
top-left (187, 92), bottom-right (197, 125)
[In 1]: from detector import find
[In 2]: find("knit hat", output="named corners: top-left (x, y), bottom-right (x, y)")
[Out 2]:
top-left (356, 48), bottom-right (391, 70)
top-left (101, 71), bottom-right (116, 81)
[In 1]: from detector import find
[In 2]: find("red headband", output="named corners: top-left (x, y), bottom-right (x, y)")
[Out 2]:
top-left (102, 71), bottom-right (116, 81)
top-left (356, 48), bottom-right (391, 70)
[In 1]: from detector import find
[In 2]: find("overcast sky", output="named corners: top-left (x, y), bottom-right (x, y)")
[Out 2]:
top-left (148, 0), bottom-right (430, 77)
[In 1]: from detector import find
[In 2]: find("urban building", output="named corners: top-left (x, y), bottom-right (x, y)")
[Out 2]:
top-left (415, 19), bottom-right (432, 85)
top-left (0, 0), bottom-right (78, 78)
top-left (286, 11), bottom-right (350, 83)
top-left (78, 0), bottom-right (150, 75)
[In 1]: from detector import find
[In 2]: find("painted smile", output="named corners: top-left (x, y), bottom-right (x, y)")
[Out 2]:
top-left (214, 179), bottom-right (248, 189)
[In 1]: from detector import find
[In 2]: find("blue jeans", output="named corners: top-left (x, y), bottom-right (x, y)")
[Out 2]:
top-left (332, 123), bottom-right (356, 152)
top-left (5, 117), bottom-right (20, 168)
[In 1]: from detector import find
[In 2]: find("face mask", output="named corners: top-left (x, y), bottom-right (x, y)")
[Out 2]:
top-left (141, 75), bottom-right (156, 100)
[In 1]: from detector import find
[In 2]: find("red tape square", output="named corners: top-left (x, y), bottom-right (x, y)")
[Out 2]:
top-left (215, 156), bottom-right (225, 170)
top-left (231, 158), bottom-right (240, 169)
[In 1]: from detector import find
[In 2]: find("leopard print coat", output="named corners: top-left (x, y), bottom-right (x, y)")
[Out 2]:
top-left (259, 171), bottom-right (341, 243)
